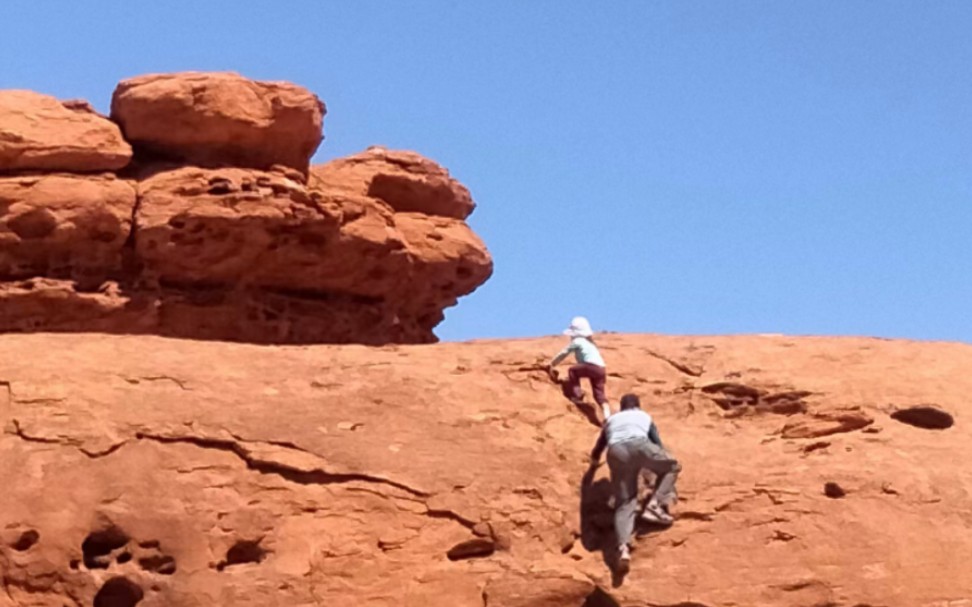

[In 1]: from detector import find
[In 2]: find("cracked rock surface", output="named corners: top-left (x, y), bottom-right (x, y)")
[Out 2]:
top-left (1, 333), bottom-right (970, 606)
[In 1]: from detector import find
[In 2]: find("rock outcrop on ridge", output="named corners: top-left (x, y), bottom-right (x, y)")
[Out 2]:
top-left (0, 91), bottom-right (131, 172)
top-left (0, 72), bottom-right (492, 344)
top-left (111, 72), bottom-right (325, 174)
top-left (310, 147), bottom-right (477, 219)
top-left (1, 333), bottom-right (970, 606)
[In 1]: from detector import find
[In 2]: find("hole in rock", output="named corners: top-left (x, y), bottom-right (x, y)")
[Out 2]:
top-left (701, 382), bottom-right (761, 410)
top-left (802, 441), bottom-right (831, 454)
top-left (700, 382), bottom-right (761, 400)
top-left (82, 527), bottom-right (129, 569)
top-left (8, 209), bottom-right (57, 239)
top-left (139, 554), bottom-right (177, 575)
top-left (297, 233), bottom-right (325, 247)
top-left (582, 587), bottom-right (622, 607)
top-left (446, 538), bottom-right (496, 561)
top-left (11, 529), bottom-right (39, 551)
top-left (207, 181), bottom-right (234, 195)
top-left (93, 577), bottom-right (144, 607)
top-left (216, 539), bottom-right (267, 571)
top-left (69, 559), bottom-right (80, 570)
top-left (116, 552), bottom-right (132, 564)
top-left (824, 482), bottom-right (846, 499)
top-left (890, 406), bottom-right (954, 430)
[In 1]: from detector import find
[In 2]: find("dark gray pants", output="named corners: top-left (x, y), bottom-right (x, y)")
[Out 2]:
top-left (607, 438), bottom-right (680, 547)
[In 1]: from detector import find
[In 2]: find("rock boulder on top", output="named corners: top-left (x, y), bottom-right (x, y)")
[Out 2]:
top-left (111, 72), bottom-right (325, 173)
top-left (0, 90), bottom-right (132, 173)
top-left (311, 147), bottom-right (476, 219)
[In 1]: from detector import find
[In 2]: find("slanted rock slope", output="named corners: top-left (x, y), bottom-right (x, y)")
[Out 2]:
top-left (2, 333), bottom-right (970, 606)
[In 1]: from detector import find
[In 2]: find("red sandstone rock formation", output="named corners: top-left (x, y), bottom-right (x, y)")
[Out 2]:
top-left (0, 73), bottom-right (491, 344)
top-left (311, 146), bottom-right (476, 219)
top-left (111, 72), bottom-right (325, 173)
top-left (1, 333), bottom-right (969, 606)
top-left (0, 91), bottom-right (132, 172)
top-left (0, 174), bottom-right (134, 286)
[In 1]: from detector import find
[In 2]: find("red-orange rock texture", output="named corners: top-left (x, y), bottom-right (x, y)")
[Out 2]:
top-left (1, 333), bottom-right (970, 606)
top-left (111, 72), bottom-right (325, 173)
top-left (0, 174), bottom-right (134, 285)
top-left (0, 91), bottom-right (132, 172)
top-left (0, 73), bottom-right (491, 344)
top-left (311, 146), bottom-right (476, 219)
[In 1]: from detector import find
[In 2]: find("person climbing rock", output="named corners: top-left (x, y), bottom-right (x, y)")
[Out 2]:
top-left (588, 393), bottom-right (680, 573)
top-left (547, 316), bottom-right (612, 420)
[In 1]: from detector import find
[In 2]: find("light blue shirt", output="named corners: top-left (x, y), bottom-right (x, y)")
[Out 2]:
top-left (551, 336), bottom-right (606, 368)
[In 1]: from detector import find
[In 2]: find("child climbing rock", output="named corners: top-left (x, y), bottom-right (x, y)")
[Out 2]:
top-left (548, 316), bottom-right (611, 420)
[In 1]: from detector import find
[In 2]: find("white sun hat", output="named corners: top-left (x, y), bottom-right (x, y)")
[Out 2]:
top-left (564, 316), bottom-right (594, 338)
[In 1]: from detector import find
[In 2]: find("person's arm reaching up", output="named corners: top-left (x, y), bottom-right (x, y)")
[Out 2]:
top-left (550, 343), bottom-right (574, 368)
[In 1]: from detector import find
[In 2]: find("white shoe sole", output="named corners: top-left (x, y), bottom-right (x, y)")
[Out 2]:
top-left (641, 511), bottom-right (674, 526)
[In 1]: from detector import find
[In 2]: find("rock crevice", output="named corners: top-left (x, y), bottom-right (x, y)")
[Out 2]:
top-left (134, 431), bottom-right (430, 498)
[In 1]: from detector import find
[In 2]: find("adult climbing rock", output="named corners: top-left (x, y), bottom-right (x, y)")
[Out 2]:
top-left (588, 393), bottom-right (681, 573)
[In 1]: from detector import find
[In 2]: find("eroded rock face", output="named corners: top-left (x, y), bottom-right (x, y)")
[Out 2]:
top-left (0, 174), bottom-right (135, 287)
top-left (111, 72), bottom-right (325, 173)
top-left (1, 333), bottom-right (970, 606)
top-left (395, 212), bottom-right (493, 326)
top-left (0, 74), bottom-right (491, 344)
top-left (126, 166), bottom-right (491, 343)
top-left (135, 166), bottom-right (408, 298)
top-left (0, 278), bottom-right (152, 334)
top-left (0, 90), bottom-right (132, 172)
top-left (311, 147), bottom-right (476, 219)
top-left (0, 166), bottom-right (491, 343)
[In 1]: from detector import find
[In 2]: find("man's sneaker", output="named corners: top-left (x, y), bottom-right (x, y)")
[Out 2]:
top-left (617, 544), bottom-right (631, 573)
top-left (641, 502), bottom-right (674, 525)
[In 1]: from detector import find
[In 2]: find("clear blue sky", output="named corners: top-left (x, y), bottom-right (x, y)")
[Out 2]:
top-left (3, 2), bottom-right (970, 343)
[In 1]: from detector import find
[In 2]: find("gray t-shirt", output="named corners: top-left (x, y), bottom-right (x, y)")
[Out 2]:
top-left (604, 409), bottom-right (654, 446)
